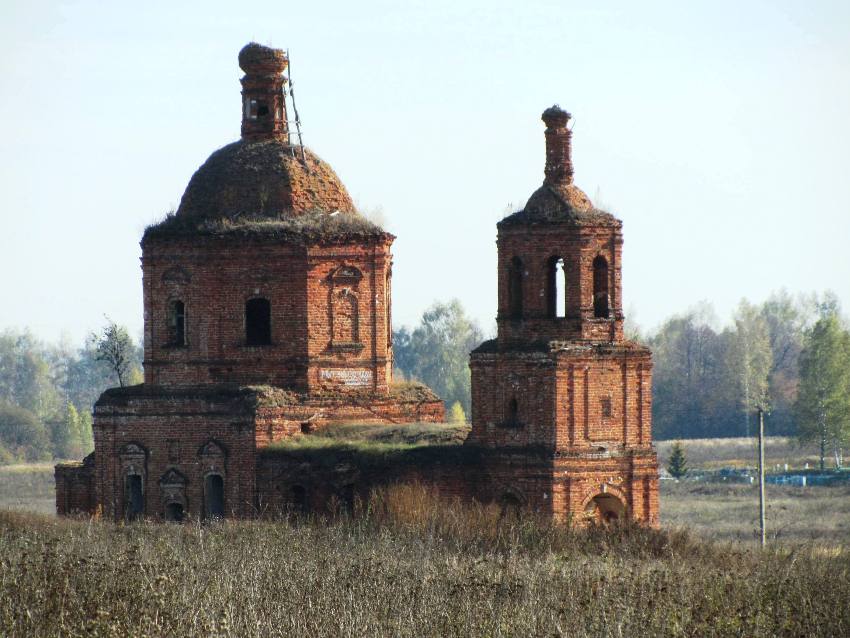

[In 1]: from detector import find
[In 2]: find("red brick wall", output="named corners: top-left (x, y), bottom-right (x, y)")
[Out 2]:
top-left (496, 224), bottom-right (624, 345)
top-left (142, 235), bottom-right (394, 394)
top-left (92, 390), bottom-right (258, 520)
top-left (55, 459), bottom-right (95, 516)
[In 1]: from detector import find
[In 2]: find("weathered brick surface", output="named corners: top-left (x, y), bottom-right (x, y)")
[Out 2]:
top-left (55, 455), bottom-right (95, 515)
top-left (55, 58), bottom-right (655, 527)
top-left (468, 105), bottom-right (659, 526)
top-left (142, 235), bottom-right (395, 394)
top-left (55, 42), bottom-right (444, 520)
top-left (79, 385), bottom-right (443, 521)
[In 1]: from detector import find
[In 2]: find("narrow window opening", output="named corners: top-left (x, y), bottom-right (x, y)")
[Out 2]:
top-left (167, 300), bottom-right (186, 346)
top-left (508, 397), bottom-right (519, 426)
top-left (508, 257), bottom-right (524, 319)
top-left (126, 474), bottom-right (143, 520)
top-left (290, 485), bottom-right (308, 514)
top-left (593, 256), bottom-right (610, 319)
top-left (165, 502), bottom-right (184, 523)
top-left (257, 102), bottom-right (269, 117)
top-left (246, 298), bottom-right (271, 345)
top-left (601, 397), bottom-right (612, 418)
top-left (247, 98), bottom-right (258, 120)
top-left (547, 256), bottom-right (566, 318)
top-left (204, 474), bottom-right (225, 519)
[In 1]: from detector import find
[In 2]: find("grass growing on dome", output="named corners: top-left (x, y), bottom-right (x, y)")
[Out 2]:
top-left (143, 210), bottom-right (389, 244)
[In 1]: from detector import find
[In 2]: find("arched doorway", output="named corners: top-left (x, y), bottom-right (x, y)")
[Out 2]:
top-left (584, 494), bottom-right (625, 525)
top-left (205, 474), bottom-right (225, 519)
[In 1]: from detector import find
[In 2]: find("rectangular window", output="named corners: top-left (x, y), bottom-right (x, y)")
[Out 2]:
top-left (601, 397), bottom-right (612, 418)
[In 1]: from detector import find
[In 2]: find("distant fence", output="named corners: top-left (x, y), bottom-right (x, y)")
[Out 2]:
top-left (663, 469), bottom-right (850, 486)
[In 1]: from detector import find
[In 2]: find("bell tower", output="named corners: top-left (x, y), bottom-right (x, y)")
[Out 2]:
top-left (238, 42), bottom-right (290, 141)
top-left (469, 105), bottom-right (659, 526)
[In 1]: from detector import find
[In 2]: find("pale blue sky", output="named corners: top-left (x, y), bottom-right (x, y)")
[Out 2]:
top-left (1, 0), bottom-right (848, 343)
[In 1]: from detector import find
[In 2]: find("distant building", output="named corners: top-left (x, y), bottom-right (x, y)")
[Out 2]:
top-left (56, 44), bottom-right (657, 526)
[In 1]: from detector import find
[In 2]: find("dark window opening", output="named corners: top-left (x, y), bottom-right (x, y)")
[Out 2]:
top-left (290, 485), bottom-right (308, 514)
top-left (204, 474), bottom-right (225, 519)
top-left (126, 474), bottom-right (143, 520)
top-left (508, 257), bottom-right (524, 319)
top-left (246, 298), bottom-right (271, 345)
top-left (547, 256), bottom-right (567, 318)
top-left (167, 300), bottom-right (186, 346)
top-left (339, 484), bottom-right (355, 515)
top-left (593, 255), bottom-right (610, 319)
top-left (165, 502), bottom-right (184, 523)
top-left (257, 103), bottom-right (269, 117)
top-left (506, 397), bottom-right (520, 427)
top-left (601, 397), bottom-right (612, 418)
top-left (300, 422), bottom-right (311, 434)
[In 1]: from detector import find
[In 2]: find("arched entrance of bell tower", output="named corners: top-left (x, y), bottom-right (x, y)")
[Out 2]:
top-left (583, 493), bottom-right (626, 525)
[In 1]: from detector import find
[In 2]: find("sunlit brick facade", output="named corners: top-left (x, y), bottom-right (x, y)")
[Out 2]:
top-left (467, 106), bottom-right (659, 525)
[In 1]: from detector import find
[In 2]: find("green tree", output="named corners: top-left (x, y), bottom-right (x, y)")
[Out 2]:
top-left (667, 441), bottom-right (688, 479)
top-left (726, 300), bottom-right (773, 437)
top-left (78, 408), bottom-right (94, 455)
top-left (0, 401), bottom-right (51, 462)
top-left (448, 401), bottom-right (466, 424)
top-left (91, 319), bottom-right (136, 388)
top-left (794, 314), bottom-right (850, 470)
top-left (393, 300), bottom-right (484, 414)
top-left (649, 303), bottom-right (732, 439)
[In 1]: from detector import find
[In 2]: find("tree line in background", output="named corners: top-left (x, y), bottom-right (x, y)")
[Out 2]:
top-left (1, 290), bottom-right (848, 468)
top-left (0, 320), bottom-right (142, 463)
top-left (394, 290), bottom-right (850, 468)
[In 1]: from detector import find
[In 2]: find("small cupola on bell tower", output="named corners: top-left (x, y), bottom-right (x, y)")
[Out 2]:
top-left (542, 105), bottom-right (574, 187)
top-left (238, 43), bottom-right (290, 142)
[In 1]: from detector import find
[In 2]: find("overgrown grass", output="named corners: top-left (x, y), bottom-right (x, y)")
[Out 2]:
top-left (262, 425), bottom-right (485, 471)
top-left (0, 463), bottom-right (54, 515)
top-left (1, 484), bottom-right (848, 637)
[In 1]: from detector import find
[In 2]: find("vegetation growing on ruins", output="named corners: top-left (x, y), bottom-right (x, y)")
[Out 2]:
top-left (142, 209), bottom-right (387, 244)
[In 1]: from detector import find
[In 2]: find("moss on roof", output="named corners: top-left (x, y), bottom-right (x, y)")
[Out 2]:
top-left (142, 210), bottom-right (390, 245)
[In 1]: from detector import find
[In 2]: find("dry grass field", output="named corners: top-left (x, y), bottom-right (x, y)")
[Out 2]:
top-left (1, 438), bottom-right (848, 636)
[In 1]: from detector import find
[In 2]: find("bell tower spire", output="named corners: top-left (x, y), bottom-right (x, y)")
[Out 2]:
top-left (238, 43), bottom-right (290, 142)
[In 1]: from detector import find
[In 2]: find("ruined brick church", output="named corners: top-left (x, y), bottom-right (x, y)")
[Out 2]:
top-left (56, 43), bottom-right (658, 525)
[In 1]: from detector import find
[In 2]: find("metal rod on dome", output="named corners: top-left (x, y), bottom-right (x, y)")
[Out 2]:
top-left (286, 49), bottom-right (308, 168)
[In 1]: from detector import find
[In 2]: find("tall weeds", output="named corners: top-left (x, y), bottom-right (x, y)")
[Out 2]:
top-left (1, 484), bottom-right (848, 637)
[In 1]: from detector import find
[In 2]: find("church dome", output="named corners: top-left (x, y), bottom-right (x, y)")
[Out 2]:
top-left (175, 138), bottom-right (356, 220)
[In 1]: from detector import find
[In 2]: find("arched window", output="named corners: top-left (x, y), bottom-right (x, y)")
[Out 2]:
top-left (508, 257), bottom-right (524, 319)
top-left (245, 298), bottom-right (271, 345)
top-left (167, 300), bottom-right (186, 346)
top-left (547, 256), bottom-right (567, 318)
top-left (204, 474), bottom-right (225, 519)
top-left (593, 256), bottom-right (610, 319)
